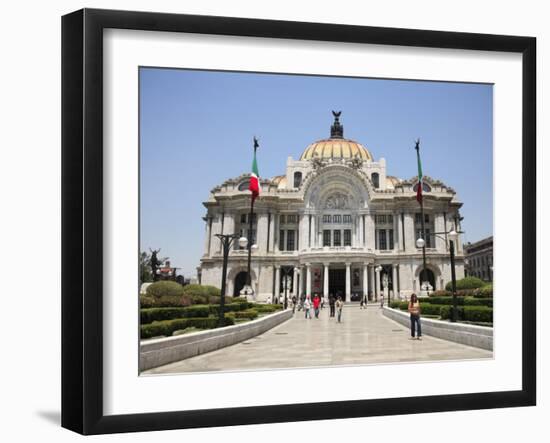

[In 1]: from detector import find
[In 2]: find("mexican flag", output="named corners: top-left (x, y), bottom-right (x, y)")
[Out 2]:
top-left (249, 138), bottom-right (261, 201)
top-left (415, 140), bottom-right (423, 204)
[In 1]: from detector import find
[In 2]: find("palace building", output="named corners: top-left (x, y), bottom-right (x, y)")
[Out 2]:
top-left (197, 113), bottom-right (465, 302)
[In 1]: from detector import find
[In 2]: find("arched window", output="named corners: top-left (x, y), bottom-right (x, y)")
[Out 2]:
top-left (371, 172), bottom-right (380, 188)
top-left (413, 182), bottom-right (431, 193)
top-left (238, 180), bottom-right (250, 191)
top-left (293, 171), bottom-right (302, 188)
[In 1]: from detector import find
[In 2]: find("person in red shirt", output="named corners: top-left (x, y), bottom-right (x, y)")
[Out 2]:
top-left (313, 294), bottom-right (321, 318)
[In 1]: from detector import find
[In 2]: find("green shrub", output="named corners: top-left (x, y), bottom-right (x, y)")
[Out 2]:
top-left (445, 277), bottom-right (485, 291)
top-left (473, 284), bottom-right (493, 298)
top-left (464, 297), bottom-right (493, 307)
top-left (440, 306), bottom-right (493, 323)
top-left (140, 315), bottom-right (235, 339)
top-left (430, 290), bottom-right (452, 297)
top-left (140, 295), bottom-right (155, 308)
top-left (233, 309), bottom-right (259, 320)
top-left (182, 284), bottom-right (220, 297)
top-left (146, 280), bottom-right (184, 298)
top-left (418, 304), bottom-right (445, 316)
top-left (390, 301), bottom-right (409, 310)
top-left (252, 303), bottom-right (282, 313)
top-left (231, 297), bottom-right (248, 303)
top-left (463, 306), bottom-right (493, 322)
top-left (422, 296), bottom-right (492, 308)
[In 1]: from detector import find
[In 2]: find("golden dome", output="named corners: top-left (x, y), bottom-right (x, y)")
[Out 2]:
top-left (300, 138), bottom-right (373, 161)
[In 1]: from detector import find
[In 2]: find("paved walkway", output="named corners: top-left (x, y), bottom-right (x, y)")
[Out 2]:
top-left (144, 304), bottom-right (492, 374)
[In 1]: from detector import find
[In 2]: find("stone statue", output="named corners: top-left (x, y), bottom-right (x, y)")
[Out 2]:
top-left (349, 153), bottom-right (363, 169)
top-left (311, 152), bottom-right (326, 170)
top-left (149, 248), bottom-right (161, 282)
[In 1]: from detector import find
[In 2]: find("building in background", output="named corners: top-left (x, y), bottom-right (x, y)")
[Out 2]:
top-left (464, 236), bottom-right (493, 282)
top-left (198, 113), bottom-right (466, 302)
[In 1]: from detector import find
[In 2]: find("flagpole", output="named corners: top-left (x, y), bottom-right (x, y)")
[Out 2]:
top-left (415, 140), bottom-right (428, 295)
top-left (245, 138), bottom-right (259, 297)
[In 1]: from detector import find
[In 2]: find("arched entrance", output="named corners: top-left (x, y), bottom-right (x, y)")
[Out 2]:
top-left (418, 268), bottom-right (436, 291)
top-left (233, 271), bottom-right (248, 296)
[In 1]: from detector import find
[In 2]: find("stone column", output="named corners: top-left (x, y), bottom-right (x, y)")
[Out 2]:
top-left (299, 214), bottom-right (307, 251)
top-left (257, 213), bottom-right (269, 254)
top-left (203, 217), bottom-right (212, 257)
top-left (351, 216), bottom-right (357, 247)
top-left (311, 216), bottom-right (316, 247)
top-left (360, 214), bottom-right (365, 246)
top-left (323, 263), bottom-right (329, 298)
top-left (365, 213), bottom-right (375, 250)
top-left (369, 265), bottom-right (375, 301)
top-left (292, 267), bottom-right (299, 296)
top-left (274, 266), bottom-right (280, 302)
top-left (363, 263), bottom-right (368, 300)
top-left (345, 262), bottom-right (351, 302)
top-left (306, 263), bottom-right (312, 296)
top-left (375, 267), bottom-right (380, 301)
top-left (434, 213), bottom-right (446, 252)
top-left (268, 213), bottom-right (275, 252)
top-left (274, 213), bottom-right (279, 253)
top-left (392, 264), bottom-right (398, 299)
top-left (404, 212), bottom-right (416, 252)
top-left (393, 212), bottom-right (399, 251)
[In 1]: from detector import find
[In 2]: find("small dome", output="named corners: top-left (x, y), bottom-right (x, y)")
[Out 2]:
top-left (299, 111), bottom-right (373, 161)
top-left (386, 175), bottom-right (402, 189)
top-left (300, 139), bottom-right (373, 161)
top-left (270, 175), bottom-right (287, 189)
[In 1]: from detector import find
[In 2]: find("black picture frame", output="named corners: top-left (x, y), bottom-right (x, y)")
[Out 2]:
top-left (62, 8), bottom-right (536, 435)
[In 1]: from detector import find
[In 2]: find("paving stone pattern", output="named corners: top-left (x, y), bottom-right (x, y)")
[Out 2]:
top-left (144, 304), bottom-right (492, 374)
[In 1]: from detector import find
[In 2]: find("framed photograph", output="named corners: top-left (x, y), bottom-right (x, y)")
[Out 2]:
top-left (62, 8), bottom-right (536, 435)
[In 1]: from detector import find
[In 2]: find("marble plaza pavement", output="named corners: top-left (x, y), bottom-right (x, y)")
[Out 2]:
top-left (143, 304), bottom-right (492, 374)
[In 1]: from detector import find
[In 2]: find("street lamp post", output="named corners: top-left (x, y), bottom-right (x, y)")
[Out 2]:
top-left (215, 233), bottom-right (248, 327)
top-left (417, 229), bottom-right (461, 322)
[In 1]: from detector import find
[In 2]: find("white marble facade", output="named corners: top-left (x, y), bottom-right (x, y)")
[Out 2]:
top-left (198, 114), bottom-right (465, 302)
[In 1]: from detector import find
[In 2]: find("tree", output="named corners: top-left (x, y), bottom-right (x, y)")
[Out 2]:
top-left (140, 251), bottom-right (153, 283)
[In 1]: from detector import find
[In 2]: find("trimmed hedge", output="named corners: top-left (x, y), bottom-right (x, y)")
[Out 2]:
top-left (182, 284), bottom-right (220, 297)
top-left (140, 294), bottom-right (192, 308)
top-left (232, 309), bottom-right (259, 320)
top-left (254, 304), bottom-right (283, 314)
top-left (140, 315), bottom-right (235, 339)
top-left (440, 306), bottom-right (493, 323)
top-left (140, 302), bottom-right (260, 324)
top-left (473, 284), bottom-right (493, 298)
top-left (146, 280), bottom-right (185, 298)
top-left (429, 290), bottom-right (452, 297)
top-left (423, 296), bottom-right (492, 308)
top-left (445, 277), bottom-right (486, 291)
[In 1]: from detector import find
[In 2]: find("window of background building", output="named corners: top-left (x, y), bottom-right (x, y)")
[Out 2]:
top-left (379, 229), bottom-right (387, 250)
top-left (279, 229), bottom-right (285, 251)
top-left (287, 214), bottom-right (297, 224)
top-left (333, 230), bottom-right (341, 246)
top-left (333, 215), bottom-right (342, 224)
top-left (293, 171), bottom-right (302, 188)
top-left (323, 214), bottom-right (331, 223)
top-left (323, 230), bottom-right (331, 246)
top-left (371, 172), bottom-right (380, 188)
top-left (286, 230), bottom-right (295, 251)
top-left (344, 229), bottom-right (351, 246)
top-left (343, 215), bottom-right (352, 224)
top-left (280, 214), bottom-right (285, 224)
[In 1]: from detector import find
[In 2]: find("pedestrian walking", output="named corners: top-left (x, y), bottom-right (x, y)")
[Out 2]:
top-left (360, 296), bottom-right (365, 309)
top-left (304, 296), bottom-right (312, 319)
top-left (329, 294), bottom-right (335, 317)
top-left (380, 294), bottom-right (384, 308)
top-left (336, 296), bottom-right (344, 323)
top-left (408, 293), bottom-right (422, 340)
top-left (363, 295), bottom-right (368, 308)
top-left (313, 294), bottom-right (321, 318)
top-left (291, 295), bottom-right (297, 313)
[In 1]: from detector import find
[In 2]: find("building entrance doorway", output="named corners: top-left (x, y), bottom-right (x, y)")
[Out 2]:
top-left (233, 271), bottom-right (247, 296)
top-left (329, 268), bottom-right (345, 300)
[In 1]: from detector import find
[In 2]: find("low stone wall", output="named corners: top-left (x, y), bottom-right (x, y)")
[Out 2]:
top-left (382, 307), bottom-right (493, 351)
top-left (140, 309), bottom-right (293, 371)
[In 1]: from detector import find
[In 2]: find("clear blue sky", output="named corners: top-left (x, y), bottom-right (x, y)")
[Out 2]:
top-left (140, 68), bottom-right (493, 277)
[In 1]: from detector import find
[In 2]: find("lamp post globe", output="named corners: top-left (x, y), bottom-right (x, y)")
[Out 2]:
top-left (251, 244), bottom-right (258, 251)
top-left (238, 236), bottom-right (248, 249)
top-left (416, 237), bottom-right (425, 249)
